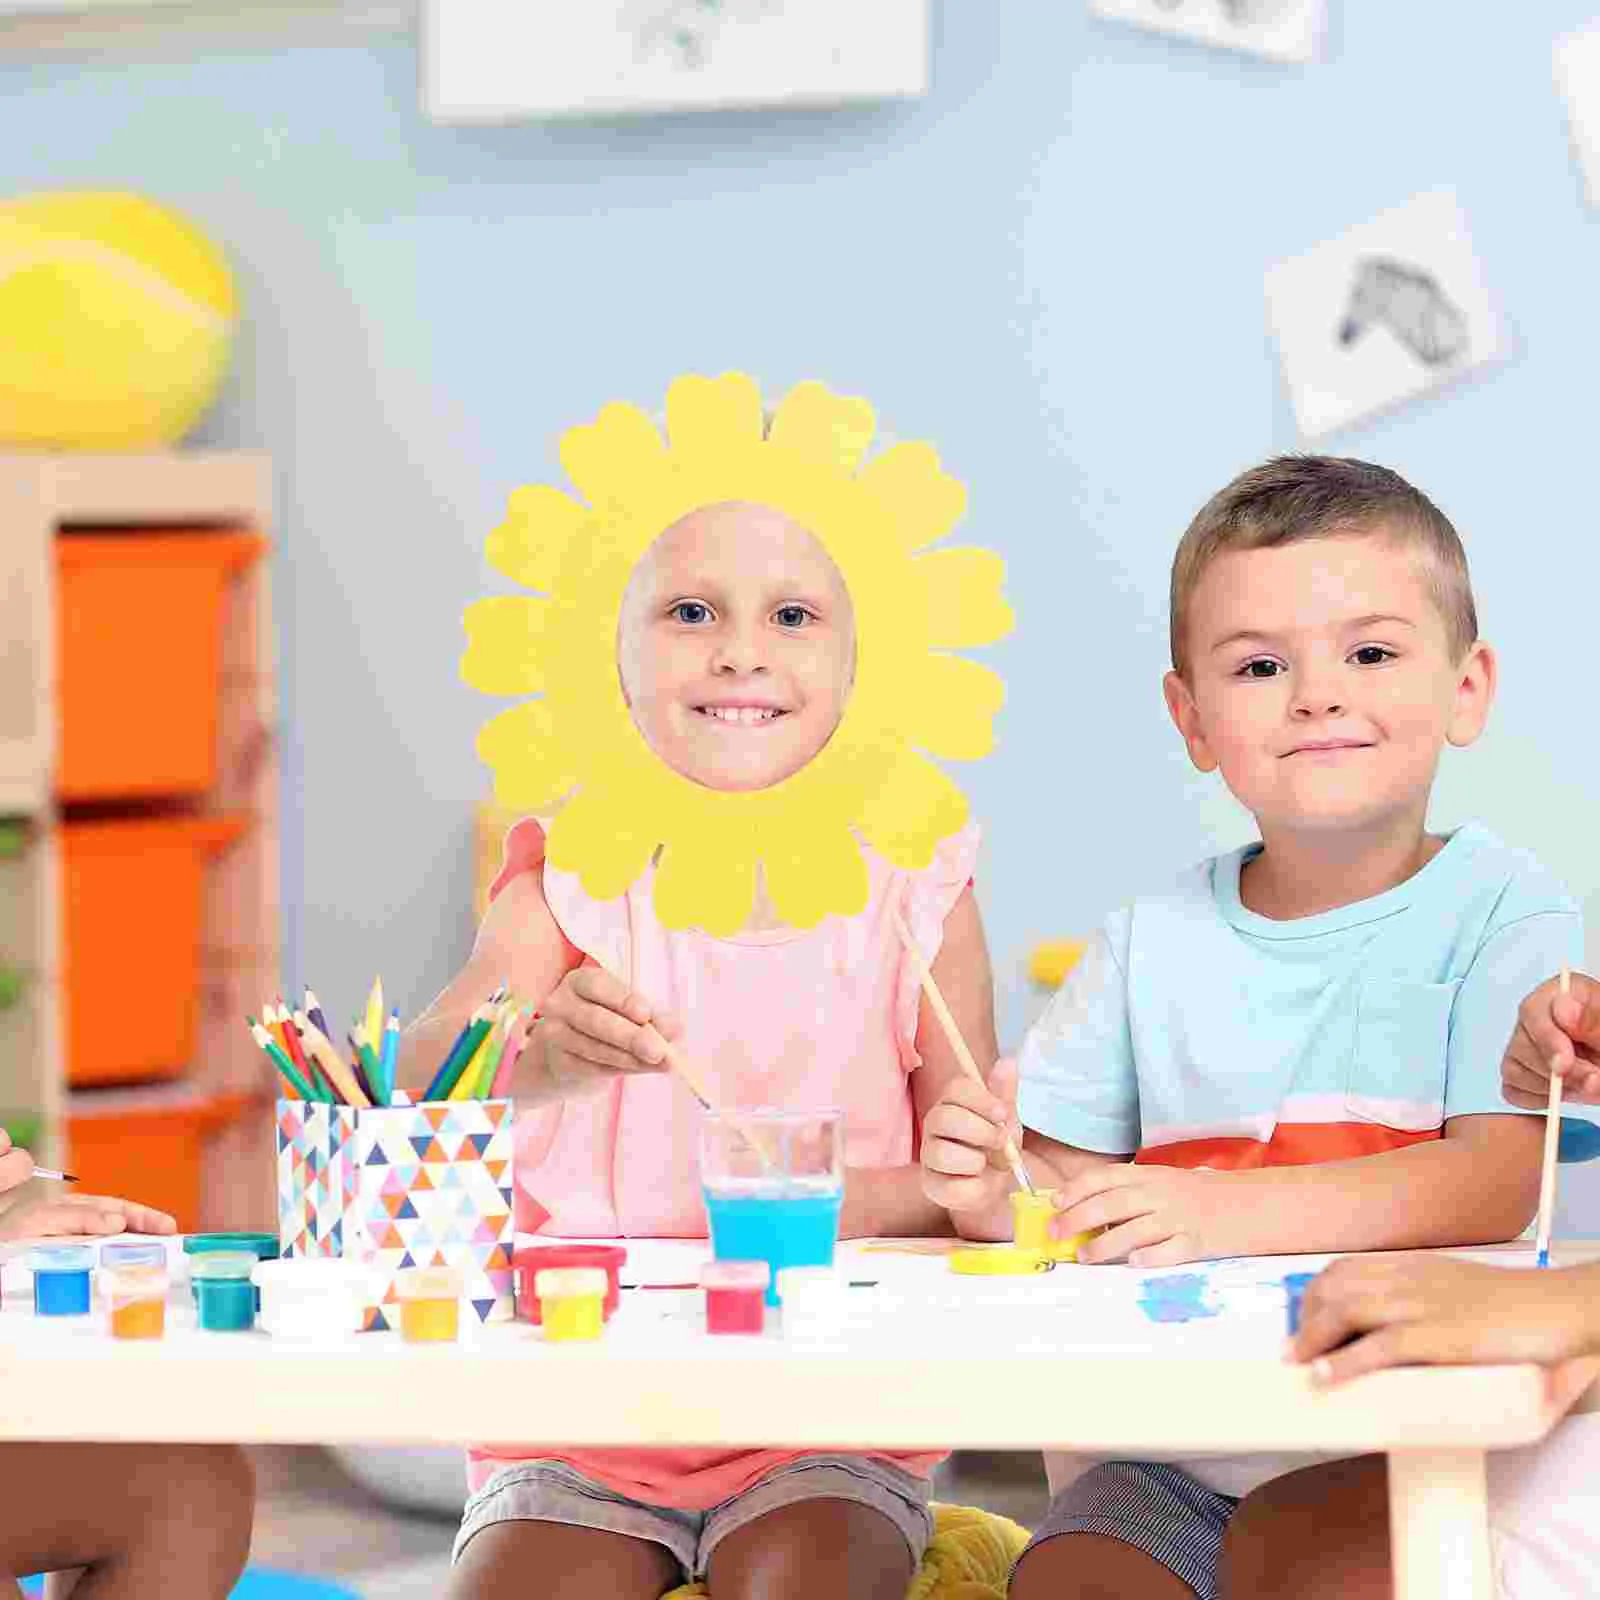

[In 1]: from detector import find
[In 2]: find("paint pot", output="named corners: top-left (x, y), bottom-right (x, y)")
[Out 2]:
top-left (192, 1251), bottom-right (259, 1332)
top-left (513, 1244), bottom-right (625, 1325)
top-left (775, 1264), bottom-right (846, 1337)
top-left (1282, 1272), bottom-right (1318, 1336)
top-left (183, 1232), bottom-right (278, 1310)
top-left (396, 1265), bottom-right (462, 1344)
top-left (1010, 1188), bottom-right (1092, 1262)
top-left (29, 1244), bottom-right (93, 1316)
top-left (100, 1243), bottom-right (168, 1340)
top-left (949, 1246), bottom-right (1051, 1276)
top-left (702, 1260), bottom-right (770, 1335)
top-left (535, 1267), bottom-right (608, 1342)
top-left (252, 1258), bottom-right (368, 1340)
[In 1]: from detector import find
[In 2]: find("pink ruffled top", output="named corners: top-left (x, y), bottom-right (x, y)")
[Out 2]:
top-left (466, 817), bottom-right (979, 1510)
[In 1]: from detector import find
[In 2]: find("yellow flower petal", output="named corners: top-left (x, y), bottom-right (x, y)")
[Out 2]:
top-left (475, 701), bottom-right (577, 814)
top-left (486, 485), bottom-right (588, 593)
top-left (654, 819), bottom-right (759, 937)
top-left (559, 400), bottom-right (668, 515)
top-left (762, 821), bottom-right (870, 929)
top-left (856, 748), bottom-right (970, 871)
top-left (666, 371), bottom-right (765, 457)
top-left (460, 596), bottom-right (552, 696)
top-left (917, 547), bottom-right (1015, 648)
top-left (856, 441), bottom-right (967, 554)
top-left (768, 380), bottom-right (877, 474)
top-left (545, 785), bottom-right (656, 904)
top-left (898, 654), bottom-right (1005, 761)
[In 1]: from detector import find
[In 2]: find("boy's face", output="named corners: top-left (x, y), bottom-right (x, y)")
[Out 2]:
top-left (1164, 529), bottom-right (1495, 840)
top-left (616, 501), bottom-right (856, 792)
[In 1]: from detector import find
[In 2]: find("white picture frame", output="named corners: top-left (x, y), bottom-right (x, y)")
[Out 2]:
top-left (1088, 0), bottom-right (1326, 65)
top-left (424, 0), bottom-right (929, 123)
top-left (1556, 20), bottom-right (1600, 211)
top-left (1263, 189), bottom-right (1508, 441)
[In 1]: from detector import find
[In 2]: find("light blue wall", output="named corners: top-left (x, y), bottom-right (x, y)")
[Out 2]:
top-left (7, 3), bottom-right (1600, 1220)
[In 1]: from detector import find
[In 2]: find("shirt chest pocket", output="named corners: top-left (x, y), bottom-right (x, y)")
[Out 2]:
top-left (1347, 979), bottom-right (1460, 1129)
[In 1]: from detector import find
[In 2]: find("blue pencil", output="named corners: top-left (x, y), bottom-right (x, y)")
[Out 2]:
top-left (379, 1011), bottom-right (400, 1105)
top-left (422, 1012), bottom-right (481, 1103)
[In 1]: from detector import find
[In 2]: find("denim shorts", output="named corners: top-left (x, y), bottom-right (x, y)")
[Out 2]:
top-left (454, 1454), bottom-right (935, 1580)
top-left (1017, 1461), bottom-right (1239, 1600)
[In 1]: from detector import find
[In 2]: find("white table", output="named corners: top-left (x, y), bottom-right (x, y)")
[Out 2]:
top-left (0, 1239), bottom-right (1581, 1600)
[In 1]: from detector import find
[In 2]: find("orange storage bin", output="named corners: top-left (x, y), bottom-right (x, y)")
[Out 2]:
top-left (55, 530), bottom-right (265, 801)
top-left (61, 815), bottom-right (246, 1086)
top-left (66, 1093), bottom-right (247, 1232)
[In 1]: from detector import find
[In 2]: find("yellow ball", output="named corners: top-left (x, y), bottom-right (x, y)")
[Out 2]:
top-left (0, 191), bottom-right (236, 449)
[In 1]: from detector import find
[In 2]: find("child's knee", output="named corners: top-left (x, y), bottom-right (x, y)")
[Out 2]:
top-left (150, 1445), bottom-right (256, 1536)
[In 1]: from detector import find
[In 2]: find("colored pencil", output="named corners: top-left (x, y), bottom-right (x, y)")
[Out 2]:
top-left (363, 977), bottom-right (385, 1071)
top-left (275, 1001), bottom-right (327, 1101)
top-left (419, 1013), bottom-right (477, 1103)
top-left (428, 1008), bottom-right (494, 1103)
top-left (464, 1003), bottom-right (517, 1100)
top-left (258, 1006), bottom-right (300, 1098)
top-left (891, 903), bottom-right (1034, 1195)
top-left (249, 1017), bottom-right (316, 1101)
top-left (350, 1026), bottom-right (384, 1104)
top-left (489, 1006), bottom-right (532, 1099)
top-left (1536, 963), bottom-right (1572, 1268)
top-left (447, 1010), bottom-right (501, 1101)
top-left (293, 1011), bottom-right (369, 1108)
top-left (304, 989), bottom-right (335, 1048)
top-left (379, 1011), bottom-right (400, 1105)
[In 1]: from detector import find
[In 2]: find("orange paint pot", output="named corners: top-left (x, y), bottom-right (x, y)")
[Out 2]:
top-left (100, 1246), bottom-right (169, 1340)
top-left (396, 1265), bottom-right (461, 1344)
top-left (109, 1295), bottom-right (166, 1340)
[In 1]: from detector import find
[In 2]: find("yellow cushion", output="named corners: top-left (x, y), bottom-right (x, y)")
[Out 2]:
top-left (661, 1501), bottom-right (1030, 1600)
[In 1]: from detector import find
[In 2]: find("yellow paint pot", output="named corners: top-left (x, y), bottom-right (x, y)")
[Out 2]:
top-left (1011, 1189), bottom-right (1092, 1262)
top-left (536, 1267), bottom-right (607, 1342)
top-left (949, 1246), bottom-right (1052, 1276)
top-left (396, 1265), bottom-right (461, 1344)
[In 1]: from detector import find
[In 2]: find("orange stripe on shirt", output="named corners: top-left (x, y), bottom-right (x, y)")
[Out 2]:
top-left (1134, 1121), bottom-right (1441, 1171)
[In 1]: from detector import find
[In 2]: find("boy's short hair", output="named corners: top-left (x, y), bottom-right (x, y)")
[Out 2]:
top-left (1169, 455), bottom-right (1478, 676)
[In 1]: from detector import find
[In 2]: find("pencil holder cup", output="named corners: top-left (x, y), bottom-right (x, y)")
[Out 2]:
top-left (276, 1100), bottom-right (359, 1257)
top-left (275, 1097), bottom-right (516, 1332)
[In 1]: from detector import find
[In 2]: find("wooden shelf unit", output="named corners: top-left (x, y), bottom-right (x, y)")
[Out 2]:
top-left (0, 452), bottom-right (280, 1230)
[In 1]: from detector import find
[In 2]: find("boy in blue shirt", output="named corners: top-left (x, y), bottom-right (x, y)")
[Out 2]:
top-left (921, 455), bottom-right (1581, 1600)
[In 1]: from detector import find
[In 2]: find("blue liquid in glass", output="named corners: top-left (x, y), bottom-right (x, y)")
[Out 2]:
top-left (704, 1187), bottom-right (843, 1306)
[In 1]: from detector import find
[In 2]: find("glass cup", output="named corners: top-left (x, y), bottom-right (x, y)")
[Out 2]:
top-left (700, 1109), bottom-right (843, 1306)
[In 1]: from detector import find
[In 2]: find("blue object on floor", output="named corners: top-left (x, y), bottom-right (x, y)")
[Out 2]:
top-left (22, 1573), bottom-right (358, 1597)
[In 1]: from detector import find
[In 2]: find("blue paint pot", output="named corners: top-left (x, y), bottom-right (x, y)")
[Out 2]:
top-left (192, 1251), bottom-right (258, 1332)
top-left (29, 1245), bottom-right (93, 1316)
top-left (184, 1232), bottom-right (278, 1312)
top-left (1282, 1271), bottom-right (1319, 1334)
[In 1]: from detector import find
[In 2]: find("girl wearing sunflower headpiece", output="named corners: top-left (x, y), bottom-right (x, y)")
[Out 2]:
top-left (407, 375), bottom-right (1013, 1600)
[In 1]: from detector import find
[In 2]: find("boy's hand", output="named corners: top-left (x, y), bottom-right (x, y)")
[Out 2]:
top-left (0, 1190), bottom-right (177, 1241)
top-left (1054, 1162), bottom-right (1229, 1266)
top-left (919, 1058), bottom-right (1022, 1224)
top-left (1503, 972), bottom-right (1600, 1107)
top-left (1292, 1256), bottom-right (1600, 1407)
top-left (0, 1128), bottom-right (34, 1196)
top-left (533, 966), bottom-right (677, 1098)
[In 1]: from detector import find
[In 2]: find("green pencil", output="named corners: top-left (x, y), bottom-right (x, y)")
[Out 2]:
top-left (430, 1013), bottom-right (493, 1102)
top-left (249, 1017), bottom-right (316, 1101)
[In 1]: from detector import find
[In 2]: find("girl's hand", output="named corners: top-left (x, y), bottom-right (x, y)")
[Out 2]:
top-left (1053, 1163), bottom-right (1227, 1267)
top-left (0, 1191), bottom-right (177, 1241)
top-left (919, 1058), bottom-right (1022, 1223)
top-left (1292, 1257), bottom-right (1600, 1389)
top-left (0, 1128), bottom-right (34, 1196)
top-left (1503, 972), bottom-right (1600, 1108)
top-left (532, 966), bottom-right (677, 1098)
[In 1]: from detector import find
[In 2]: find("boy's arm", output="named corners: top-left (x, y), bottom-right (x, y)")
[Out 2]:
top-left (841, 887), bottom-right (998, 1239)
top-left (1058, 1112), bottom-right (1538, 1265)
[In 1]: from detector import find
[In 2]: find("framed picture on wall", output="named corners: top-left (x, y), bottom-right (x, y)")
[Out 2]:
top-left (1263, 189), bottom-right (1509, 441)
top-left (424, 0), bottom-right (928, 122)
top-left (1088, 0), bottom-right (1326, 65)
top-left (1556, 21), bottom-right (1600, 210)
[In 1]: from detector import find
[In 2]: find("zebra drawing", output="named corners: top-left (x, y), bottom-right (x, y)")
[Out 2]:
top-left (1337, 258), bottom-right (1470, 368)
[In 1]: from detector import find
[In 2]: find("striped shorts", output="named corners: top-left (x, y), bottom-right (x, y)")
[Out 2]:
top-left (1016, 1461), bottom-right (1239, 1599)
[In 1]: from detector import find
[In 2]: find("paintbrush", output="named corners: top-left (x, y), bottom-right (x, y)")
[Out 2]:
top-left (1535, 962), bottom-right (1572, 1268)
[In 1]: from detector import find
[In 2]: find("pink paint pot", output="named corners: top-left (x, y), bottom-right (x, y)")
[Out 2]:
top-left (514, 1244), bottom-right (626, 1324)
top-left (701, 1260), bottom-right (769, 1335)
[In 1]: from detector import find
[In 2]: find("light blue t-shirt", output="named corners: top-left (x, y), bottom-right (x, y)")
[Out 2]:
top-left (1018, 823), bottom-right (1588, 1167)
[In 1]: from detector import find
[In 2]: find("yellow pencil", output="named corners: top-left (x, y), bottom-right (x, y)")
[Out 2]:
top-left (363, 976), bottom-right (385, 1062)
top-left (448, 1005), bottom-right (505, 1101)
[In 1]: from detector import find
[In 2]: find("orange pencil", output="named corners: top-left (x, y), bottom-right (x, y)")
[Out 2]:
top-left (293, 1010), bottom-right (370, 1108)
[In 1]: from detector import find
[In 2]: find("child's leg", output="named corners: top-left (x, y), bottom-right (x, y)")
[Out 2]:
top-left (448, 1521), bottom-right (682, 1600)
top-left (1008, 1462), bottom-right (1235, 1600)
top-left (449, 1461), bottom-right (689, 1600)
top-left (1216, 1456), bottom-right (1388, 1600)
top-left (699, 1455), bottom-right (929, 1600)
top-left (0, 1442), bottom-right (253, 1600)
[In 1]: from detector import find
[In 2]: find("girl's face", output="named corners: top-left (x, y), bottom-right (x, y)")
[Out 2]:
top-left (617, 501), bottom-right (856, 792)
